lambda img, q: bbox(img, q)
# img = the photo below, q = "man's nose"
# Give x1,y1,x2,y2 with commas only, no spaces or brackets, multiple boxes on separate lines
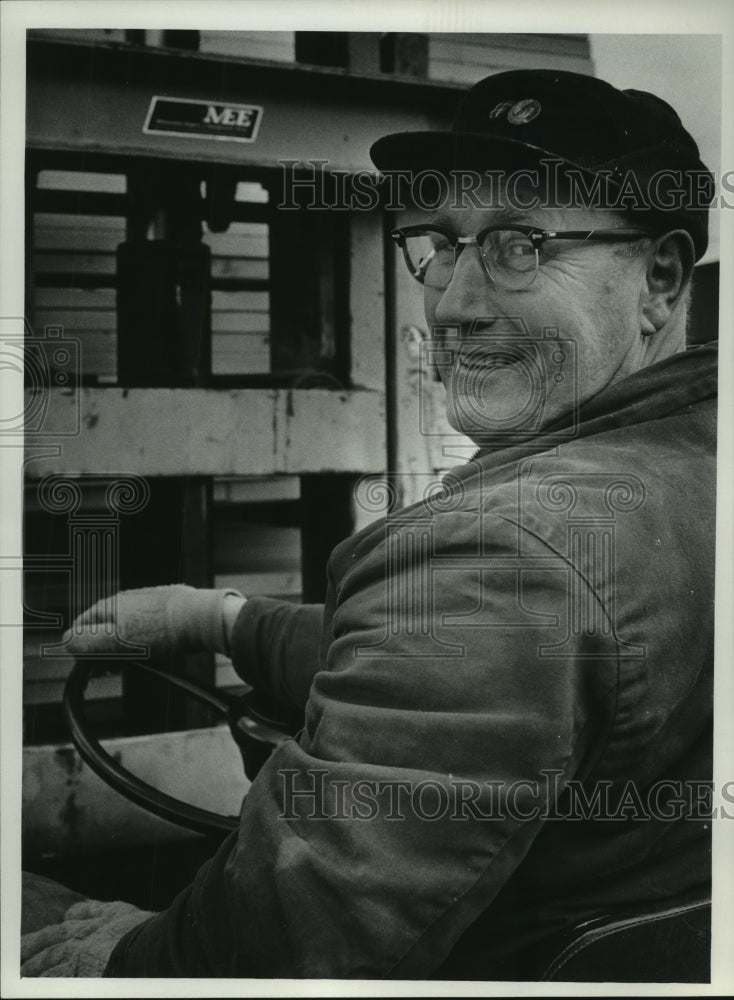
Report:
432,243,497,328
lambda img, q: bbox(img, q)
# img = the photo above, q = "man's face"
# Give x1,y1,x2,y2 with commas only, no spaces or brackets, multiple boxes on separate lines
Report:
420,182,653,440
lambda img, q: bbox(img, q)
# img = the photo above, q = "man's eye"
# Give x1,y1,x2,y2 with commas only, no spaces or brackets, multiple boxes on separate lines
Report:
432,246,454,263
492,234,534,257
429,233,451,251
505,240,535,257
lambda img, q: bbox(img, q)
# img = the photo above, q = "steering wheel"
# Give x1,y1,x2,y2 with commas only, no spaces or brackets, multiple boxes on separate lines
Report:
63,658,301,837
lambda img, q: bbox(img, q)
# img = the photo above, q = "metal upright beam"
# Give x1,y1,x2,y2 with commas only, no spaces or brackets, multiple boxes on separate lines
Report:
116,158,215,733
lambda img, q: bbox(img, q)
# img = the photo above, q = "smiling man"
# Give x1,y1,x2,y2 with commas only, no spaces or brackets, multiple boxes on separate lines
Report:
22,69,717,981
394,191,693,436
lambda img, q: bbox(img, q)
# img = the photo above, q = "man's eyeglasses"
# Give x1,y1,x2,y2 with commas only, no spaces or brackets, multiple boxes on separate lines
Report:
391,225,651,291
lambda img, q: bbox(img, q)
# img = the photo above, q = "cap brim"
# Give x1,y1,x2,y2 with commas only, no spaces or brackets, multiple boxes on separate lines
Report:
370,129,568,175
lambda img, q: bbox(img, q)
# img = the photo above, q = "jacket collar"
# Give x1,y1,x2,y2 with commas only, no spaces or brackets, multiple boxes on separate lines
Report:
454,341,718,481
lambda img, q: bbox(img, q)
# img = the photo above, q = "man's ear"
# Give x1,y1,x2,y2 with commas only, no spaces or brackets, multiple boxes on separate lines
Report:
640,230,695,335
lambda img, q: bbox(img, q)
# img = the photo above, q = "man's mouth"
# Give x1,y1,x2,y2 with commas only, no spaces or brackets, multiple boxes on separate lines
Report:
450,318,536,374
455,346,530,372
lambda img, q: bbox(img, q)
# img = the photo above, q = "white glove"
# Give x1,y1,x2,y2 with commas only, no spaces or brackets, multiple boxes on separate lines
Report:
21,897,154,977
64,585,246,660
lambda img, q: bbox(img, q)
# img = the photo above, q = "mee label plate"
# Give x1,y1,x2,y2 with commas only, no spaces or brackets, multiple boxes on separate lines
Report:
143,97,263,142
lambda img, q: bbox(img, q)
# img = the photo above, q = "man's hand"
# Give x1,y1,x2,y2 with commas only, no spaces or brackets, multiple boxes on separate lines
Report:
64,585,246,660
21,898,154,977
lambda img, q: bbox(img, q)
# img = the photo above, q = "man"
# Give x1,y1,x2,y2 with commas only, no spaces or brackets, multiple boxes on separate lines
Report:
21,69,716,979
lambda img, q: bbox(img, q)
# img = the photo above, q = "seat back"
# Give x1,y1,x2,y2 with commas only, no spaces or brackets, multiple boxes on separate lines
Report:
540,895,711,982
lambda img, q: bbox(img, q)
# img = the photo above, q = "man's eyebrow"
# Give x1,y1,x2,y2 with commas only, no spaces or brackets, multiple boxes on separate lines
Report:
485,207,549,227
500,210,535,224
427,210,453,228
426,208,548,229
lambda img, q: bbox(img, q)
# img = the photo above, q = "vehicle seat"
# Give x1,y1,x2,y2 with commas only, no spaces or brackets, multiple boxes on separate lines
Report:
539,892,711,982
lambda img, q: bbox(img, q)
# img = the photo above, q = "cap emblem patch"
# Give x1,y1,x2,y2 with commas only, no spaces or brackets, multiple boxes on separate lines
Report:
489,99,542,124
507,99,542,125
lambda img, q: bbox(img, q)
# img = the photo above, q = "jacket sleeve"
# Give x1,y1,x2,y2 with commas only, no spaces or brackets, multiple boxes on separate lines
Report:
105,508,621,978
229,597,325,709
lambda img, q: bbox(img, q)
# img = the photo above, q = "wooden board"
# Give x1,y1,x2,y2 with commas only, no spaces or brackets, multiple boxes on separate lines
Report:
24,387,386,476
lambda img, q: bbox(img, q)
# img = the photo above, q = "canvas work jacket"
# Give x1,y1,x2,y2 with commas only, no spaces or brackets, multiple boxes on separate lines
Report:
105,342,716,979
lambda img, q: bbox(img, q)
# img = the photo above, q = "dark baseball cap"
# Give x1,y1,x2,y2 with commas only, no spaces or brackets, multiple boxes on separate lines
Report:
370,69,714,259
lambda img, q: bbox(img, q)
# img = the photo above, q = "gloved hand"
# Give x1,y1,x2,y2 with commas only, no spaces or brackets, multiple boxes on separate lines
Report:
63,585,246,660
21,897,154,977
